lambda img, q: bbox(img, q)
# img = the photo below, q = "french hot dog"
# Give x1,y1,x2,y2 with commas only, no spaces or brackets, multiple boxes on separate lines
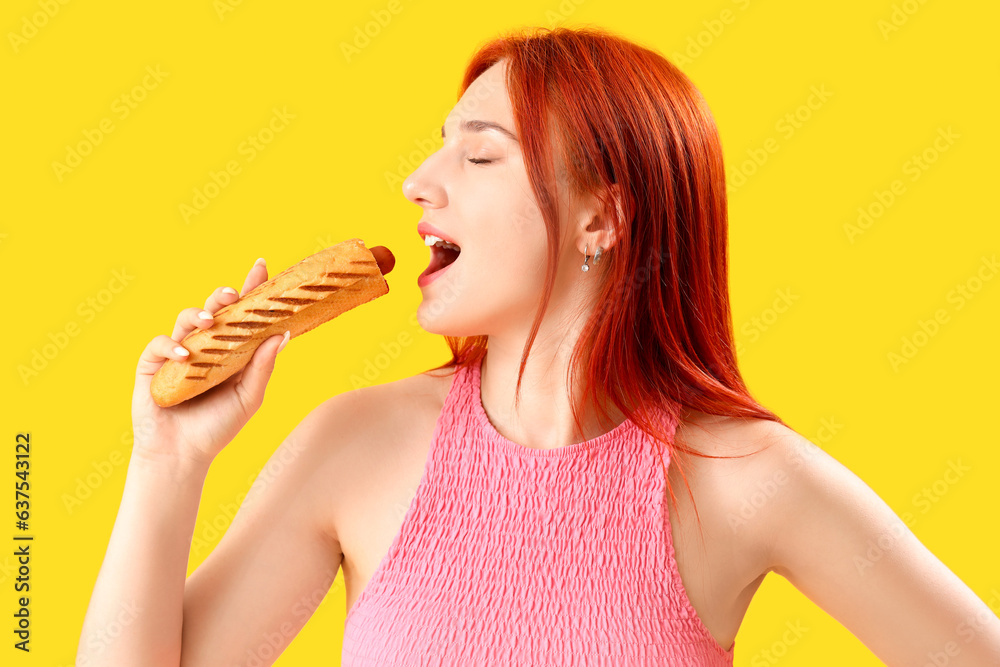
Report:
150,238,394,407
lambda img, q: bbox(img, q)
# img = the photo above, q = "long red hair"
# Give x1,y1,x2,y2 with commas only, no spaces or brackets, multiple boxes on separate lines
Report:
424,26,790,524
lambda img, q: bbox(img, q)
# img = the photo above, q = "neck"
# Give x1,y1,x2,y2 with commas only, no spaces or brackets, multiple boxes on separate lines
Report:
478,325,626,451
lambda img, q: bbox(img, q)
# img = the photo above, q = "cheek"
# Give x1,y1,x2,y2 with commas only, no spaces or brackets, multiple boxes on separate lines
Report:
500,164,544,236
481,233,549,289
467,170,549,284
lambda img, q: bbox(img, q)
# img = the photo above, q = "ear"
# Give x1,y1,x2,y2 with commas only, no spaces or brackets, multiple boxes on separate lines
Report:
577,182,625,254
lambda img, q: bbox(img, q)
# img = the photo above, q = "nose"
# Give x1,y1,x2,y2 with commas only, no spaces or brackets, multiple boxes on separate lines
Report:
402,156,445,208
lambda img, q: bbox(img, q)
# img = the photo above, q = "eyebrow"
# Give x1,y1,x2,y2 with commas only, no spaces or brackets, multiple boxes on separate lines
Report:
441,119,519,143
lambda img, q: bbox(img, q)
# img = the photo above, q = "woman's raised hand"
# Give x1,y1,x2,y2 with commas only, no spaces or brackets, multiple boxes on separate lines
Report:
130,258,289,469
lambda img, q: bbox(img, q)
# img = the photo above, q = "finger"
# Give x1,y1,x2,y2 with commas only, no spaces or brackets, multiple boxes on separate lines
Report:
233,333,286,414
135,335,191,385
204,285,240,313
240,258,268,297
221,325,286,388
171,306,217,342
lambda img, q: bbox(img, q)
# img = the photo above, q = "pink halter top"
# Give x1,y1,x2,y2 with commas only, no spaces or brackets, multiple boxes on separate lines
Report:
341,355,735,665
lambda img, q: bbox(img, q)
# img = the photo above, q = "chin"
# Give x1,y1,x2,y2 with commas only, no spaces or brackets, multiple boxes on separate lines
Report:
416,301,481,337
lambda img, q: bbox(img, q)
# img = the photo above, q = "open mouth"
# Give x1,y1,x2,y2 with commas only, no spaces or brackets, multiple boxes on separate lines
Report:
420,235,461,280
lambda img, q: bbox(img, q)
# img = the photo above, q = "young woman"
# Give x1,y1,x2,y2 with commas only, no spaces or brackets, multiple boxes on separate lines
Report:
78,26,1000,666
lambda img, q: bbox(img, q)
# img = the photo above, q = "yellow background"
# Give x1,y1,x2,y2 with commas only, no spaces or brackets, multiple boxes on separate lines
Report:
2,0,998,664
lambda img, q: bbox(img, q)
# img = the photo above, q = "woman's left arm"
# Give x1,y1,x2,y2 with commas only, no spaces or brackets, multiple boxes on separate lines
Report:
752,426,1000,665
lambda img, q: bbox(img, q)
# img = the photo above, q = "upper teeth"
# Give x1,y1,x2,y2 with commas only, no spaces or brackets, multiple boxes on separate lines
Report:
424,235,460,251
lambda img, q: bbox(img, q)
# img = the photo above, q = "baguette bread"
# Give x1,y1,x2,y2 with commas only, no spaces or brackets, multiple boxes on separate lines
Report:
150,238,393,408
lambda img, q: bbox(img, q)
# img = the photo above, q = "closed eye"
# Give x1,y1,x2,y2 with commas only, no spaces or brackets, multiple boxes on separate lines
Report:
467,158,493,165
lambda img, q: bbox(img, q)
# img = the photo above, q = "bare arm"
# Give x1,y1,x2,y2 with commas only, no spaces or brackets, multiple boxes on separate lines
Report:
76,453,212,666
752,425,1000,664
179,397,347,665
78,258,327,666
78,396,348,667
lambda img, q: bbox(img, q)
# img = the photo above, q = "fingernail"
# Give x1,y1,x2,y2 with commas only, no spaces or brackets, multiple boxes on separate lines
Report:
197,310,213,320
173,346,189,357
222,287,238,295
254,257,266,268
277,331,290,353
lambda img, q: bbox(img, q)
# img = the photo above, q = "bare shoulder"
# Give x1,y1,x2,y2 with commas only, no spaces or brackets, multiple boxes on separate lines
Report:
310,368,456,542
353,368,455,428
671,409,863,572
673,413,1000,661
305,368,454,457
667,413,808,582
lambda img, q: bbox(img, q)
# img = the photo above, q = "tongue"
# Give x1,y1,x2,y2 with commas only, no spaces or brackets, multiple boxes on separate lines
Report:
433,246,460,272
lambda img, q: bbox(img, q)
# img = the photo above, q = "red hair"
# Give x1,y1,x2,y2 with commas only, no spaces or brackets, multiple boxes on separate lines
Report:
424,26,790,524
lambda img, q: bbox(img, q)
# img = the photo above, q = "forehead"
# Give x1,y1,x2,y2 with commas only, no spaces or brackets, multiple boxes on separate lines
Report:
444,61,512,128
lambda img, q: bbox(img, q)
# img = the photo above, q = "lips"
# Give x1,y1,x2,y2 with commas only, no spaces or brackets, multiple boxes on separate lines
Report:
417,221,459,247
418,243,460,287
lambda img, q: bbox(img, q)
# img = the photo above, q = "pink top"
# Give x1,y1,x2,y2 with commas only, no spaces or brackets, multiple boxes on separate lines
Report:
341,355,735,665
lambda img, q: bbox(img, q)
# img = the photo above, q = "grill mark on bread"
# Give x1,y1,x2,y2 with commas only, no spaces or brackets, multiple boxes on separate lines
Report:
150,239,388,408
326,271,370,279
299,285,341,292
247,309,294,317
228,321,272,330
269,297,317,305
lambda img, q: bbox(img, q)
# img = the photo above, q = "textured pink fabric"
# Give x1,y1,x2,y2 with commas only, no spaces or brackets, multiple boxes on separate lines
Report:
341,355,735,665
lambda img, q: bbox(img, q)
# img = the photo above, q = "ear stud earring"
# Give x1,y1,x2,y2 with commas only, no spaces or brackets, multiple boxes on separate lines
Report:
581,244,604,272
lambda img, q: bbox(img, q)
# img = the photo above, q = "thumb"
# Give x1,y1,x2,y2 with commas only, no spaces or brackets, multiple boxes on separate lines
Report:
236,332,288,410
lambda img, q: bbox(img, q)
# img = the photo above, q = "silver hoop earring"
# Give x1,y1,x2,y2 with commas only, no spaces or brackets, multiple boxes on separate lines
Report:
581,244,591,272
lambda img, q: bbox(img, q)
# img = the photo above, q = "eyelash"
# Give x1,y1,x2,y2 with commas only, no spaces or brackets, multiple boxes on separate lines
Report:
467,158,493,165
